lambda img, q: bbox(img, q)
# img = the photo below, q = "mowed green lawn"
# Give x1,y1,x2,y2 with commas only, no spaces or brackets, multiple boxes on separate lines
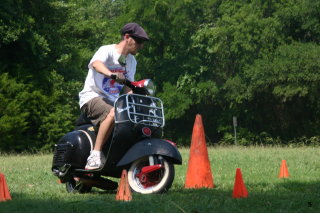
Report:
0,146,319,213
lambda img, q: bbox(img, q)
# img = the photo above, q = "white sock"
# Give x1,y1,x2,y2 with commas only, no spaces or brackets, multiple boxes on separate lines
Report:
91,150,101,156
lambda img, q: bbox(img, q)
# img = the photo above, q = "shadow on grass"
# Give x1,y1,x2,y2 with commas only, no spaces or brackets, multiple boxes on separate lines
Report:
1,181,319,213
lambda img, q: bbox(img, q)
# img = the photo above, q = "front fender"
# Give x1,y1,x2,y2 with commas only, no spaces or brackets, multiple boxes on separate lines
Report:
116,138,182,167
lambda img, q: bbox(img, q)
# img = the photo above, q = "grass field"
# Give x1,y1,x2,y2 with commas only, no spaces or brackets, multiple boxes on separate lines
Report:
0,146,319,213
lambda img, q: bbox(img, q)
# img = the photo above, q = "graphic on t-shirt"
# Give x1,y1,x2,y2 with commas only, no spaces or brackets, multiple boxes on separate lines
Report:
101,68,126,95
102,77,123,95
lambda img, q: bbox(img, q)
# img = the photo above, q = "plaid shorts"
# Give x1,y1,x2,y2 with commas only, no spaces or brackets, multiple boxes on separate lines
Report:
80,96,113,126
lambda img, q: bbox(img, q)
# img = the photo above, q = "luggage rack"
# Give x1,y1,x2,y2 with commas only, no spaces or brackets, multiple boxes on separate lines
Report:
115,94,165,127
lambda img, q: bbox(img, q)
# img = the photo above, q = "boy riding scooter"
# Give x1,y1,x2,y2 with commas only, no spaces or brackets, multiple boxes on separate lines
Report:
79,23,149,171
52,23,182,194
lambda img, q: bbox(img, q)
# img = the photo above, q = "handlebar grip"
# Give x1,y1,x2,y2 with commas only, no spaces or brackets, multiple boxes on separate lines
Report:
110,74,133,88
110,74,117,80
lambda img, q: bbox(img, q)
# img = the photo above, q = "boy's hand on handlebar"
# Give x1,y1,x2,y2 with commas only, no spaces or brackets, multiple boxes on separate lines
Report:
111,73,126,84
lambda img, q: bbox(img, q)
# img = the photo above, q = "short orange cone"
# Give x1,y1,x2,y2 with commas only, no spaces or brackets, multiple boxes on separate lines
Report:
185,114,214,189
278,160,290,178
116,170,132,201
0,173,12,202
232,168,248,198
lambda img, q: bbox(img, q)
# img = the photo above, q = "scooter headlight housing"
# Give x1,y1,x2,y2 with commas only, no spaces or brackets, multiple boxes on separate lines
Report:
144,79,156,96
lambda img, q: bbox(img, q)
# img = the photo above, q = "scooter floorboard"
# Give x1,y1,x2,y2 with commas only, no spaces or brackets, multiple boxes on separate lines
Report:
75,168,102,173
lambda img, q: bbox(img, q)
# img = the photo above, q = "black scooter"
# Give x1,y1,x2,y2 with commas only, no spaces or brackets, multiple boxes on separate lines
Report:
52,78,182,194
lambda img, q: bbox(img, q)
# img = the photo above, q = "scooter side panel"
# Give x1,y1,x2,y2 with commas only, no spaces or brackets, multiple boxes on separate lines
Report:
116,138,182,166
52,125,95,170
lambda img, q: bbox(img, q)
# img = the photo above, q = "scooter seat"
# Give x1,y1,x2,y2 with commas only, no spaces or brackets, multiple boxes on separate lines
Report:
75,113,92,126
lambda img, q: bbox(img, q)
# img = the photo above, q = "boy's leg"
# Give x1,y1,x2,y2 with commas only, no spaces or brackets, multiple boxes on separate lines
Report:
81,97,114,170
93,108,115,151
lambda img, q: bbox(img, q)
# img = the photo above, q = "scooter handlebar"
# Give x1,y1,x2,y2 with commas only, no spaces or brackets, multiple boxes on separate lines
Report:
110,74,152,95
110,74,134,89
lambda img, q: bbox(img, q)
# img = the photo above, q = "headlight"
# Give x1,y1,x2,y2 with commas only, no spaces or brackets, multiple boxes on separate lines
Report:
144,79,156,96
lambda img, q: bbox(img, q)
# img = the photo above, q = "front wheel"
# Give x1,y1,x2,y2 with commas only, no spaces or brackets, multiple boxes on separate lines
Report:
128,156,175,194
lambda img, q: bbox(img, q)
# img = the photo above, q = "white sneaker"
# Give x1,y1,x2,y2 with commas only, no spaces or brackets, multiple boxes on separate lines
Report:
85,151,106,170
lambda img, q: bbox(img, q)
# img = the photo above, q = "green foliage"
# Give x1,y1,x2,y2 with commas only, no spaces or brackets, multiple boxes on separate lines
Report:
241,42,320,138
0,0,121,151
1,0,320,151
158,82,192,120
246,42,320,101
37,71,82,151
0,71,82,152
0,73,30,150
174,0,320,144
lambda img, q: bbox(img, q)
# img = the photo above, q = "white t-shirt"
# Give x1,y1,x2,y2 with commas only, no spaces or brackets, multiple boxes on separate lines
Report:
79,44,136,108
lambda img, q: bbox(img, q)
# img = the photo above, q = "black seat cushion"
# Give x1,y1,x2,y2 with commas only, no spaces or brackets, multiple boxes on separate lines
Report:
75,113,92,126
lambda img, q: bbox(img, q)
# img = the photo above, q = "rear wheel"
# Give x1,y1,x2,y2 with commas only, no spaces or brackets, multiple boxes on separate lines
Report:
128,156,175,194
66,179,92,193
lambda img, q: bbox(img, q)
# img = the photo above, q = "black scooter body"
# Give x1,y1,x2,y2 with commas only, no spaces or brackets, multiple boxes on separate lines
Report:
52,93,182,182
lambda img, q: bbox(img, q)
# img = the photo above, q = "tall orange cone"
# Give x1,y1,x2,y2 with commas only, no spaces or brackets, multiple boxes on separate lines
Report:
185,114,214,188
278,160,290,178
232,168,248,198
0,173,12,202
116,170,132,201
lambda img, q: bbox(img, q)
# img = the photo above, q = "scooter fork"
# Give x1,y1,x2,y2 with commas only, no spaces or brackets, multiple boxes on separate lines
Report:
149,155,164,166
148,155,154,166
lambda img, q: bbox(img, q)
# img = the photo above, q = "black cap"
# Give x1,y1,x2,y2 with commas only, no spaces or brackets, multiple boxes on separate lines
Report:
120,23,149,41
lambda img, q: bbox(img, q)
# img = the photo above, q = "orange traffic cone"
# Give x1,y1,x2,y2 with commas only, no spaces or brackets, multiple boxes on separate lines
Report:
0,173,12,202
116,170,132,201
232,168,248,198
185,114,214,189
278,160,290,178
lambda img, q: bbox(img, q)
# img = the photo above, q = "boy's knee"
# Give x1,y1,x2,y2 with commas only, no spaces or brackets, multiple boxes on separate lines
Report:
107,108,115,119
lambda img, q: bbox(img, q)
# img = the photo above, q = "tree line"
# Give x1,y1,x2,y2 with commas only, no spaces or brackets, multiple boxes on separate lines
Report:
1,0,320,152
